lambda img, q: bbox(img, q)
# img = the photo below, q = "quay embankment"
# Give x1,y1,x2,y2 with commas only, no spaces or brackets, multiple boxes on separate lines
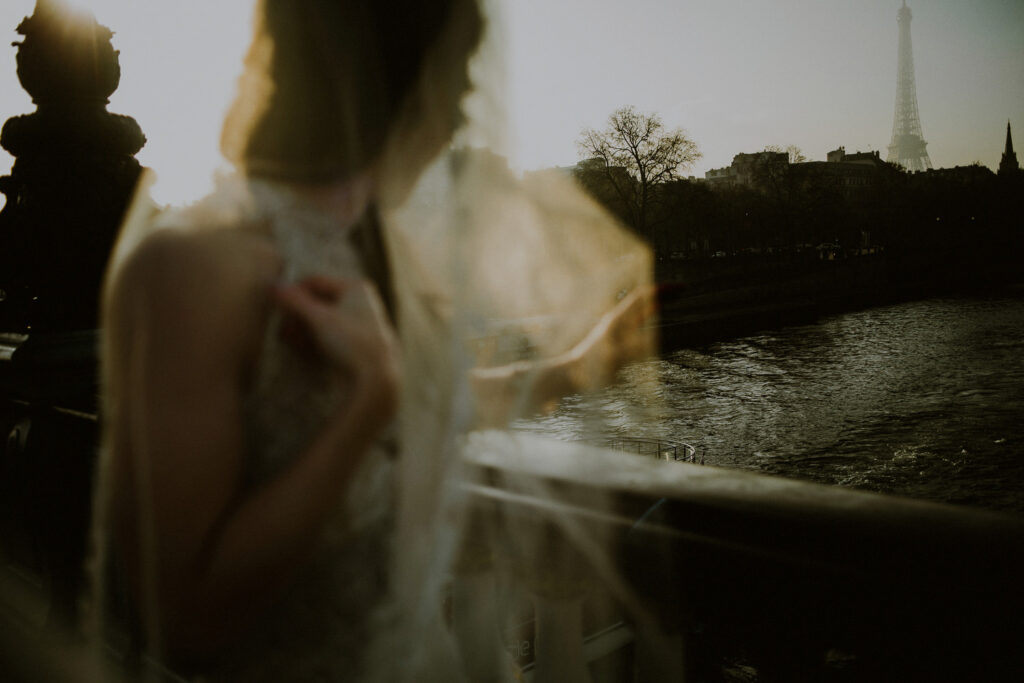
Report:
653,246,1023,350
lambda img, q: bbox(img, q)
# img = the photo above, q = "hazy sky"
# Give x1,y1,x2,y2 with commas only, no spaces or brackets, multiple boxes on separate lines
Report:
1,0,1021,205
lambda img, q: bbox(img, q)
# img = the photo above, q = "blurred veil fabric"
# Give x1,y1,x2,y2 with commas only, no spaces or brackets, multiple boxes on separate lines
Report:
89,1,663,680
371,5,660,673
378,151,656,680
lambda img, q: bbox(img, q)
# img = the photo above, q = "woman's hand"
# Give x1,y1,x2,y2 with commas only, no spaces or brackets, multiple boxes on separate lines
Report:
274,275,401,418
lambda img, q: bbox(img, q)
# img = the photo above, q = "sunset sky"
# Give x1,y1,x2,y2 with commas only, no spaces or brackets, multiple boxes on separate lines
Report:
1,0,1021,206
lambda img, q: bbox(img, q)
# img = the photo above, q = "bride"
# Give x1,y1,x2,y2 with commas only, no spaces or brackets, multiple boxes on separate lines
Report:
88,0,655,680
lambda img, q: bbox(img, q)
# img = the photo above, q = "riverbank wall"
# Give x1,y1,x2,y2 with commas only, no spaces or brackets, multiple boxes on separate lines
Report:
653,247,1022,350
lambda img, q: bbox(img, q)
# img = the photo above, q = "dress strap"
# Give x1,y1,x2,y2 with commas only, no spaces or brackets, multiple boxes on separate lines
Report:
349,206,396,325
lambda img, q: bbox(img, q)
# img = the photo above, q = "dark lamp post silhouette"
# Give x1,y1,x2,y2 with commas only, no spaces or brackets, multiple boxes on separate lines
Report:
0,0,145,632
0,0,145,333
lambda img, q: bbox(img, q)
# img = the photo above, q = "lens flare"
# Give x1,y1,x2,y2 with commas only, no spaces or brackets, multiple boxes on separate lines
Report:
37,0,97,26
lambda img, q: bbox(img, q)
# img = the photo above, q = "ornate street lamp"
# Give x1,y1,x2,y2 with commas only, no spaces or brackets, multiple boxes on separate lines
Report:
0,0,145,335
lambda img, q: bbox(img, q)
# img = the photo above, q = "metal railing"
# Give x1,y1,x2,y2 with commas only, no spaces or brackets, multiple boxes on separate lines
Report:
602,436,700,463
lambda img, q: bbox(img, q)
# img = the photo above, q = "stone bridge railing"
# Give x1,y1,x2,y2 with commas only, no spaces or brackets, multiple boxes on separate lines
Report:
460,438,1024,681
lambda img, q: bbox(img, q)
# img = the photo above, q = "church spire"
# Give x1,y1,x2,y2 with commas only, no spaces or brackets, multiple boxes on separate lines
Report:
999,121,1020,176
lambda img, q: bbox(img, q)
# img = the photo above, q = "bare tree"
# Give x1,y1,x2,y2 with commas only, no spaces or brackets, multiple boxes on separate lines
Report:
578,106,701,235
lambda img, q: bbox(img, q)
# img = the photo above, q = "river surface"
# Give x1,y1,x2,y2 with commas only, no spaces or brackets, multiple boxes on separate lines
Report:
518,289,1024,515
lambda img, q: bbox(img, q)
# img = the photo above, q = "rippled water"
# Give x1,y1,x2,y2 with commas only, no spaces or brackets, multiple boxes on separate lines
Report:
520,290,1024,515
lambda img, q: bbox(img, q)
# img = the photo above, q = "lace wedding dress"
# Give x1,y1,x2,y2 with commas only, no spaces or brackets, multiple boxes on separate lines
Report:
214,177,398,681
93,175,402,682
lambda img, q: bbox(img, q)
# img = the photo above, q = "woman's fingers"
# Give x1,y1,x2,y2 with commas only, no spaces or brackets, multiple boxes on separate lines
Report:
294,275,347,304
273,277,399,384
274,276,347,315
274,279,356,357
275,275,400,420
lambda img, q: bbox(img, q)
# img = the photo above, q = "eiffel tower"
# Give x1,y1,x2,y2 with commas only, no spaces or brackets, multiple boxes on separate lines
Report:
887,1,932,172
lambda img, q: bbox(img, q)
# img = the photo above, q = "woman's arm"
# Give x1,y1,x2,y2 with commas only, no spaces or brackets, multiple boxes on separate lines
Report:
103,230,398,663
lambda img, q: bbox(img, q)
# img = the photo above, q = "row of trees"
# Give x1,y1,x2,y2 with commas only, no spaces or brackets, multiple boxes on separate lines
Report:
574,106,1023,283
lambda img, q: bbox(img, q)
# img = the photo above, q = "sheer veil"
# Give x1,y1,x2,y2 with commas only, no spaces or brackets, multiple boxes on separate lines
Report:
370,2,663,677
90,1,666,680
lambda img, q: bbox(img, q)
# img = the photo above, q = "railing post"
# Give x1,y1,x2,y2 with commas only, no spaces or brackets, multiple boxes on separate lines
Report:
532,592,590,683
451,570,513,682
507,512,596,683
451,505,515,682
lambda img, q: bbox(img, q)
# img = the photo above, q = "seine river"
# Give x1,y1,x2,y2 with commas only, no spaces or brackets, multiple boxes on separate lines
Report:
520,288,1024,516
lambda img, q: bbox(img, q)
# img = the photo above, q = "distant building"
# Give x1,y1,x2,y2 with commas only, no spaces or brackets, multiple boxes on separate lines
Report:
705,147,890,198
566,157,634,191
915,164,994,184
998,121,1020,176
792,147,888,200
704,166,734,185
536,157,599,178
704,151,788,189
825,147,885,166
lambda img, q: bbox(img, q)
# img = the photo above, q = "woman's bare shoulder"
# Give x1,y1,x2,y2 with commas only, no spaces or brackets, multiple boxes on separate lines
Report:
106,225,281,363
119,224,278,287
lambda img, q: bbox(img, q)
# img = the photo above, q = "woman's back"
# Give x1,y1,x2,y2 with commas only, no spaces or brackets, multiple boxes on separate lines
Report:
96,176,399,680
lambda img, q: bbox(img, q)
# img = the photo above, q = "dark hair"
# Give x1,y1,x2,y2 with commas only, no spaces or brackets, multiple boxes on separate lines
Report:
221,0,482,183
